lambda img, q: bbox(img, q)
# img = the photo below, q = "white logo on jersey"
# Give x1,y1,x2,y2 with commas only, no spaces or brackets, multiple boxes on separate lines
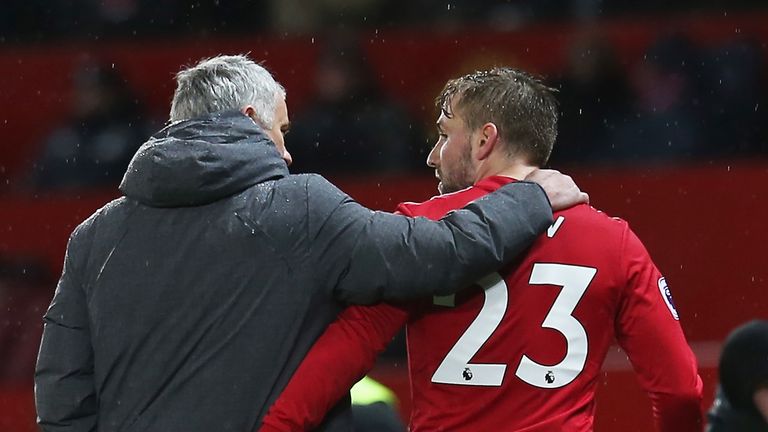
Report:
657,277,679,320
547,216,565,238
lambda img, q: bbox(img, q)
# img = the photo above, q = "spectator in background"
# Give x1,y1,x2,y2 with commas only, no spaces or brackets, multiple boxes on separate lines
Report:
31,61,149,190
708,320,768,431
287,35,424,175
701,38,768,156
609,34,705,162
550,32,632,165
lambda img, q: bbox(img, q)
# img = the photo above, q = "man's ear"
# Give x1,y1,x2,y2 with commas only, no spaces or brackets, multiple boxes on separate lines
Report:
475,122,499,161
242,105,256,120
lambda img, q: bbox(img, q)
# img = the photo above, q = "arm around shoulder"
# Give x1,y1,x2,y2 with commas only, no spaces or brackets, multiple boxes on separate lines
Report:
309,177,553,304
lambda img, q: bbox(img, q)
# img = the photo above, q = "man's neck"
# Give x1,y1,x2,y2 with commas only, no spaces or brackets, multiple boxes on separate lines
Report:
475,157,537,183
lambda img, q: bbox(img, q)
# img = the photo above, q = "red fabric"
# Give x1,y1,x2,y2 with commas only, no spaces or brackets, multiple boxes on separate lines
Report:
260,175,703,431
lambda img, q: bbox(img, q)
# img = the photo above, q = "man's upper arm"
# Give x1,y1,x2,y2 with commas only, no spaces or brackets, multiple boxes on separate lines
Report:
615,226,703,431
307,175,553,304
35,226,98,432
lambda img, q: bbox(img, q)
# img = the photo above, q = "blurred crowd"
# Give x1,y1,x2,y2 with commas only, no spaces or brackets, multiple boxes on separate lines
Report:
1,1,766,194
1,0,766,41
550,33,768,165
29,61,152,190
17,30,768,194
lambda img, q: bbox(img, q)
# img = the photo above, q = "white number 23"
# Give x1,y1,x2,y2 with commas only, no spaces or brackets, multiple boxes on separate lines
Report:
431,263,596,389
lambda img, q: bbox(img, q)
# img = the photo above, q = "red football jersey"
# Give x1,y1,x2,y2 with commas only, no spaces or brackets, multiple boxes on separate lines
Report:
400,176,702,431
260,176,703,432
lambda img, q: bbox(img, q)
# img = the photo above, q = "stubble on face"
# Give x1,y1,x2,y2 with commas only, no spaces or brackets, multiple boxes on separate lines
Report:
437,138,475,195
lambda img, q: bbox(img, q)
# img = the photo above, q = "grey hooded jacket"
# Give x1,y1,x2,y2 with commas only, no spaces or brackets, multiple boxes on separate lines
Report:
35,111,553,432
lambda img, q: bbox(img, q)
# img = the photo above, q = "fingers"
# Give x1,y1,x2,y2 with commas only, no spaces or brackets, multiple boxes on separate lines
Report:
526,168,559,182
524,169,588,211
580,192,590,205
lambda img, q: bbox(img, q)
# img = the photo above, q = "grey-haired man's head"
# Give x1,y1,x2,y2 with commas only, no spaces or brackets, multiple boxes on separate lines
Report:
170,55,292,165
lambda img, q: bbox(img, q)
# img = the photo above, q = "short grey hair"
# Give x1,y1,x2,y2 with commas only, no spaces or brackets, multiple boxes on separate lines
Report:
169,54,286,126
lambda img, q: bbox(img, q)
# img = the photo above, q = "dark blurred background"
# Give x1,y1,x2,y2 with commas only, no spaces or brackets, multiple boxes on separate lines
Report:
1,1,767,430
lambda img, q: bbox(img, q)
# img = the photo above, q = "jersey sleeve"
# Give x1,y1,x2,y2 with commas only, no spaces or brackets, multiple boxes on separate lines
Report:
259,303,409,432
614,226,704,432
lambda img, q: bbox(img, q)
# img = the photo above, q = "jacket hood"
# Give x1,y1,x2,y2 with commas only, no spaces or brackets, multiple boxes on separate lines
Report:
120,111,289,207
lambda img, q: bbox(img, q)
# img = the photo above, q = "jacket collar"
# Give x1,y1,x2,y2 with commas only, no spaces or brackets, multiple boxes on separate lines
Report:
120,110,289,207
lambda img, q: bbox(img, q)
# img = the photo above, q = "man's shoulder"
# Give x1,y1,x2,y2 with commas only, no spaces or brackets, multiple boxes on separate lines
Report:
397,186,490,219
74,197,131,237
398,176,524,218
239,174,339,205
555,204,629,235
285,174,353,207
64,197,132,263
542,205,635,263
269,174,360,229
274,173,341,195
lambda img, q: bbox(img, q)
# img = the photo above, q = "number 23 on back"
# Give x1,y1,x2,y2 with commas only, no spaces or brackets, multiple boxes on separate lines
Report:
431,263,597,389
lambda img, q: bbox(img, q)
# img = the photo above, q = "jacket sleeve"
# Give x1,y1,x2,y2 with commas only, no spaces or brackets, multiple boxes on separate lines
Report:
614,226,703,432
35,227,98,432
259,303,409,432
306,175,553,304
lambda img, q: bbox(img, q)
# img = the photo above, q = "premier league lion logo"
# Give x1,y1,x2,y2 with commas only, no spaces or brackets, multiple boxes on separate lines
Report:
545,371,555,384
463,367,473,381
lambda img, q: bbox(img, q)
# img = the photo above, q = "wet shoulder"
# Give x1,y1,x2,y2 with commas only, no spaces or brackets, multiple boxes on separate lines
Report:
238,174,323,209
76,197,131,237
65,197,132,262
285,173,349,203
398,186,488,218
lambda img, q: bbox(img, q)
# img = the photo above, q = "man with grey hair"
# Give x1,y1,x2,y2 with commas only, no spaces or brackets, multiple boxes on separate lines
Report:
35,54,586,432
169,55,293,166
